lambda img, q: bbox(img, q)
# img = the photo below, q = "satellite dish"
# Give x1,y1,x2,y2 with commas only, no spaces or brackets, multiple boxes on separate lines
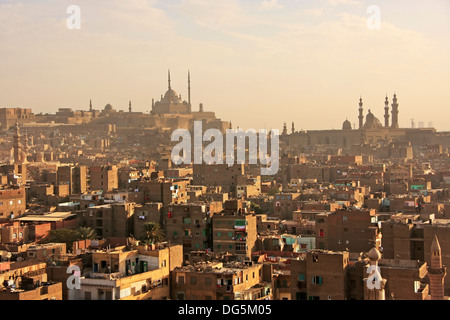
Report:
0,251,11,261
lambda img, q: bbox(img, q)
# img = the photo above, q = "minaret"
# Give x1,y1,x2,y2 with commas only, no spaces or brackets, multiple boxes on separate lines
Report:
291,122,295,134
364,247,387,300
282,122,288,135
358,97,364,130
199,103,204,112
168,69,172,106
428,234,447,300
384,95,390,127
13,122,22,164
129,101,132,113
188,70,191,110
391,93,399,128
89,99,93,112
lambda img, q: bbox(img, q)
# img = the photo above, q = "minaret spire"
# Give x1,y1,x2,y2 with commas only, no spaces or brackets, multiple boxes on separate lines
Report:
168,69,172,105
358,96,364,130
391,93,399,128
428,234,447,300
188,70,191,107
168,69,171,90
384,95,390,127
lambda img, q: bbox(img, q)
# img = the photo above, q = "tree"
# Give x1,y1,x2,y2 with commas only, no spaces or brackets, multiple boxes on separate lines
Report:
46,227,97,249
140,222,165,245
250,202,264,214
77,226,96,240
47,229,80,248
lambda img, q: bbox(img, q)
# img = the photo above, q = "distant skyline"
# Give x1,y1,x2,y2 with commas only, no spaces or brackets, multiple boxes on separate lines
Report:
0,0,449,131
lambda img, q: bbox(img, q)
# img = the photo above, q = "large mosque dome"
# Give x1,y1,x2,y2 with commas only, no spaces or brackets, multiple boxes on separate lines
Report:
364,110,383,129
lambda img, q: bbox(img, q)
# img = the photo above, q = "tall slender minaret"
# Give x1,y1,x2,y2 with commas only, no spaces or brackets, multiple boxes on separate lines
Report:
89,99,93,112
188,70,191,111
168,69,172,106
282,122,288,135
391,93,399,128
13,122,22,164
291,122,295,134
358,97,364,130
129,101,132,113
428,234,447,300
384,95,390,127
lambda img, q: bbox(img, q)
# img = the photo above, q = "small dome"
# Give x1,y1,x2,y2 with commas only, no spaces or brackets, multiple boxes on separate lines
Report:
367,247,381,261
342,119,352,130
104,104,113,111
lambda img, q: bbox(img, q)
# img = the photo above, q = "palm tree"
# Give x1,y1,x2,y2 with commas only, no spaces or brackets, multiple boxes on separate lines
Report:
77,226,97,240
141,222,165,245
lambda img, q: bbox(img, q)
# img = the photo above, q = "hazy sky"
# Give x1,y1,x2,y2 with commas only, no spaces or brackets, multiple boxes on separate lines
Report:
1,0,449,131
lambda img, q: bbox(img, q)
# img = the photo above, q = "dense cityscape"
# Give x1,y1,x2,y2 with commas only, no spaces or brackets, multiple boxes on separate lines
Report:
0,72,449,301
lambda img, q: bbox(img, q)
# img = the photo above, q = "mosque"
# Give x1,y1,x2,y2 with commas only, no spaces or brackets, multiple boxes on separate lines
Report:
282,94,449,150
85,71,230,133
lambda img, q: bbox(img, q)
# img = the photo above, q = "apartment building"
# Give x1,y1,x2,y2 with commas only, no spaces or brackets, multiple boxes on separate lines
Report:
171,261,271,300
290,250,350,300
69,244,183,300
212,204,258,260
315,208,380,253
0,186,26,219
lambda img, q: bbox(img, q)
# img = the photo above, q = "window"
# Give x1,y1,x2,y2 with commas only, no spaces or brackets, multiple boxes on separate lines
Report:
319,229,324,237
296,292,307,300
183,217,191,224
190,276,197,285
205,277,212,286
298,273,305,281
217,232,222,237
177,276,185,284
343,216,348,221
234,220,246,226
312,276,323,285
312,254,319,262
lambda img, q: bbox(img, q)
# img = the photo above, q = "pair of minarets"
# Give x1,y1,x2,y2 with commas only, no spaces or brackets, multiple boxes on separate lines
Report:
358,94,399,129
166,70,192,110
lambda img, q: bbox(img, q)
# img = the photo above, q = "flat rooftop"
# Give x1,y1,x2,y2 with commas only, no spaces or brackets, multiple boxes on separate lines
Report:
15,212,75,222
